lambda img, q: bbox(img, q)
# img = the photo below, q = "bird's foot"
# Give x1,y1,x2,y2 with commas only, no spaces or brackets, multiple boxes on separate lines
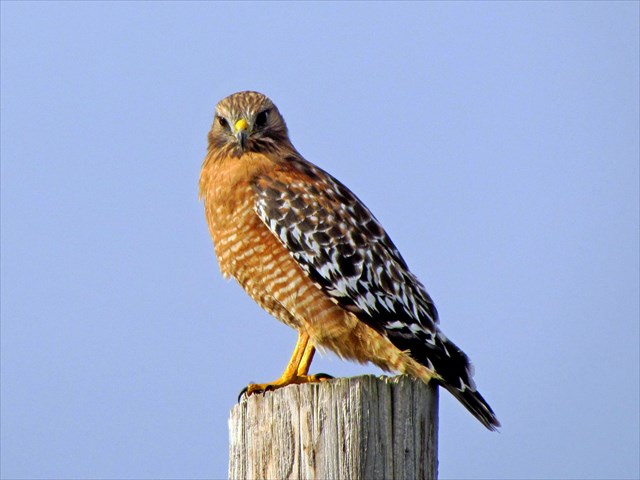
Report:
238,373,333,401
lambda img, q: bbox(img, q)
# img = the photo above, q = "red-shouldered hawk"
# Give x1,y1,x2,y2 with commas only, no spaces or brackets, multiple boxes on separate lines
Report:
199,91,500,430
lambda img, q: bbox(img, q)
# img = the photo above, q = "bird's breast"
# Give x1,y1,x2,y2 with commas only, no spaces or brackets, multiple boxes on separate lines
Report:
200,155,307,328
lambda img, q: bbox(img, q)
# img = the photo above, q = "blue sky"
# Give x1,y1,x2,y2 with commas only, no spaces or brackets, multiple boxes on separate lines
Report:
1,2,638,479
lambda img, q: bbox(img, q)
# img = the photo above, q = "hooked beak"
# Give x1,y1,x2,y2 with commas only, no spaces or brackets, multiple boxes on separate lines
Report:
234,118,249,149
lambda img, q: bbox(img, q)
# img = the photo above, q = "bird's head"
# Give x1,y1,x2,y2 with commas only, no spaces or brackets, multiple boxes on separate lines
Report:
208,91,291,157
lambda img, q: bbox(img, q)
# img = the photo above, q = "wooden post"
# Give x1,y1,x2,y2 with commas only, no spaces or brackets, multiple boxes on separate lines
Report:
228,375,438,480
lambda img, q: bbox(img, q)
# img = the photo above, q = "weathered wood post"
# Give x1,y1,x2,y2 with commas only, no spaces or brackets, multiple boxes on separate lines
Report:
229,375,438,479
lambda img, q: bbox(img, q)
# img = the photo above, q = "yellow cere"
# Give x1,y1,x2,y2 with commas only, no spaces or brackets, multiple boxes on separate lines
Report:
234,118,248,132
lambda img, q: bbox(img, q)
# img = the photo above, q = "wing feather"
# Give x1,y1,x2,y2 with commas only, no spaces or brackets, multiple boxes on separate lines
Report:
252,157,440,336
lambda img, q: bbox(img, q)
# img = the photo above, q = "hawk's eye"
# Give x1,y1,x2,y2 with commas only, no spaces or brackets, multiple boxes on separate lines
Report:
217,116,229,129
255,110,269,129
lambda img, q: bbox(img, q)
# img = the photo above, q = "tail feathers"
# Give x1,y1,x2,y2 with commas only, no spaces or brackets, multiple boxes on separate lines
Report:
383,321,500,430
443,383,501,431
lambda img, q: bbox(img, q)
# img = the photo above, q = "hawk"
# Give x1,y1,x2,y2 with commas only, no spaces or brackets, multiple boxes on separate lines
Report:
199,91,500,430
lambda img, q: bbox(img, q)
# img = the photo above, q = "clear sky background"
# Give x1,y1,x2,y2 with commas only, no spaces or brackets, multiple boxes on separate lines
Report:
1,2,638,479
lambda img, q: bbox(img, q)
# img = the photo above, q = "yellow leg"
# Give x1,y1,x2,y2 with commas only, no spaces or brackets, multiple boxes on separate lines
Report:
245,331,331,396
296,339,316,376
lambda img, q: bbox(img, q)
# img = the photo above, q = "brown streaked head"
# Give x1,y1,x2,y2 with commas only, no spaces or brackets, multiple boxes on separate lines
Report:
208,91,291,157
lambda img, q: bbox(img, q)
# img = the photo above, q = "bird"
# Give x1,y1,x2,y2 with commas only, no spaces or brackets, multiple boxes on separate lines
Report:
199,90,500,430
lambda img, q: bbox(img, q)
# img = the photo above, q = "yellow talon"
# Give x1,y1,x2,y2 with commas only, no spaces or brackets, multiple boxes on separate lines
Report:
245,374,330,396
242,332,332,397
